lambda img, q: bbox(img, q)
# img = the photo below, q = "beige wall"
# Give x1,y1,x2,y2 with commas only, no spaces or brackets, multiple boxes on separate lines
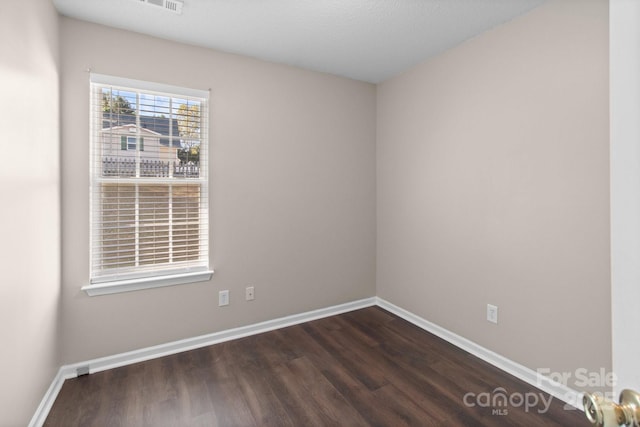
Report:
0,0,60,425
376,0,611,391
60,18,377,363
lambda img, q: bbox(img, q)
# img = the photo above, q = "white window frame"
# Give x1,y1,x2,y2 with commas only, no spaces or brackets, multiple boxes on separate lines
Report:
83,74,213,296
126,136,137,151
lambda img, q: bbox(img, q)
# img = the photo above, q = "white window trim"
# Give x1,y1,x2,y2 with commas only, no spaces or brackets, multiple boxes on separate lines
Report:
86,73,212,296
90,73,209,99
82,269,214,296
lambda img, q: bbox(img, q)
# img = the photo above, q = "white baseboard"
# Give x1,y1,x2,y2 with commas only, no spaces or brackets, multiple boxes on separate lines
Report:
29,297,377,426
375,297,584,411
30,295,583,425
28,367,66,427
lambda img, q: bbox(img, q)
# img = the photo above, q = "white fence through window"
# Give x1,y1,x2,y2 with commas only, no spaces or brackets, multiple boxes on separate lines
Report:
102,157,200,178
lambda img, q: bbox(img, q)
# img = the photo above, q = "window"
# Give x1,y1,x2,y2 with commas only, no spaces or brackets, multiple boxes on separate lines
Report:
121,136,144,151
85,74,212,296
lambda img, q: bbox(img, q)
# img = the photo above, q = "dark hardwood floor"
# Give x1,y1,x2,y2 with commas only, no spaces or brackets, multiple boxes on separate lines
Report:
45,307,589,426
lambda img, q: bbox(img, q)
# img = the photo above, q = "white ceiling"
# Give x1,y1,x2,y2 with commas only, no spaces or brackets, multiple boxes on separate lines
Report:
52,0,545,83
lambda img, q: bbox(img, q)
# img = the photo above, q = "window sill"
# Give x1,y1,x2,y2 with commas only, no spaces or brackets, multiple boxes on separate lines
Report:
82,270,214,296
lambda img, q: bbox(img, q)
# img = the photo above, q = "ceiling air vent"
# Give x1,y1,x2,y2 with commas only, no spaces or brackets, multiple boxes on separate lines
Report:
136,0,184,15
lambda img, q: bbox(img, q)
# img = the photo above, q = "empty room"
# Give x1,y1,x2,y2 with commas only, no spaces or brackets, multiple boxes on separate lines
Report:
2,0,639,425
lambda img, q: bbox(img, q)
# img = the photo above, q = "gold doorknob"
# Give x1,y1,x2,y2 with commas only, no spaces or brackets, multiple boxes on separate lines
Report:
583,389,640,426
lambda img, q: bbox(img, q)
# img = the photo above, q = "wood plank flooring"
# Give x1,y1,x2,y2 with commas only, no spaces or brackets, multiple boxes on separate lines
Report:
45,307,589,426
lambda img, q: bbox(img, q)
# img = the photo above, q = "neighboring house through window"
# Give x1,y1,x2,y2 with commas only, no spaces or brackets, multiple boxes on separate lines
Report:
85,74,213,296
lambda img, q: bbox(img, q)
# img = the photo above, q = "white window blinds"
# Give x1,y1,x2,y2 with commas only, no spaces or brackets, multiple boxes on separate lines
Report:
89,74,210,286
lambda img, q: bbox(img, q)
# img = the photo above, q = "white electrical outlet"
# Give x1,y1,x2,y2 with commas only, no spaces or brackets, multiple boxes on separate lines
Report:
487,304,498,324
219,290,229,306
245,286,255,301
